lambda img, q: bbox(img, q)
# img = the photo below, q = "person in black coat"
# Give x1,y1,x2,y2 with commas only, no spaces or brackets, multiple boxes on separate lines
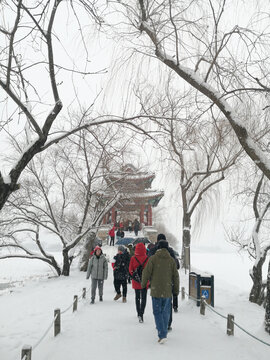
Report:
134,219,140,236
112,246,130,302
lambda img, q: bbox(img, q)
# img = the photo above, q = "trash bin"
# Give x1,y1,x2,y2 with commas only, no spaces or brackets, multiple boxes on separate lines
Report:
189,270,214,307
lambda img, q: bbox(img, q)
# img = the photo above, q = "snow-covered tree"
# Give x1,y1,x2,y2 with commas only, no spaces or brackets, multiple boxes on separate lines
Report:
0,0,142,212
227,173,270,305
0,125,130,275
114,0,270,333
138,85,241,269
115,0,270,182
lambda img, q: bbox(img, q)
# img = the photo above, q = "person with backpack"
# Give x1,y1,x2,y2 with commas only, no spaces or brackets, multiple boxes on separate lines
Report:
86,246,108,304
112,246,130,302
141,240,179,344
148,233,180,331
129,242,149,323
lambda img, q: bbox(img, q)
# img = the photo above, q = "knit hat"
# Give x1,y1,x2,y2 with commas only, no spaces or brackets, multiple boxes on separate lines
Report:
157,240,169,249
118,245,125,253
94,246,102,253
157,233,166,242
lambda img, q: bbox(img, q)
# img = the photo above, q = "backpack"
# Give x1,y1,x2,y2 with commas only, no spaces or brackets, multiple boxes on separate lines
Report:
131,257,147,283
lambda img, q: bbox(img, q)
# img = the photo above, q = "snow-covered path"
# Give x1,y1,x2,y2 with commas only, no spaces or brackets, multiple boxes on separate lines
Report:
1,246,270,360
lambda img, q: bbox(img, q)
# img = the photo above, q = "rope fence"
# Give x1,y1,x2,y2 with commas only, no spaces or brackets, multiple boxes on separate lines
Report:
182,287,270,347
20,283,270,358
20,286,91,360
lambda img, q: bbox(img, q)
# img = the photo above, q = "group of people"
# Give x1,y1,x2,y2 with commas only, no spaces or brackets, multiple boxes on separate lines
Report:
86,233,180,344
108,219,141,246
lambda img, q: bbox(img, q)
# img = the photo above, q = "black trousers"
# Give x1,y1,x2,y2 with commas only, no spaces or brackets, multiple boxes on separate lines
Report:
168,297,173,327
110,236,115,246
173,294,178,309
135,288,147,317
114,279,127,297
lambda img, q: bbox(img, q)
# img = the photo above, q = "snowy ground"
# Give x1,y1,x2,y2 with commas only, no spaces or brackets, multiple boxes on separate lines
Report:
0,245,270,360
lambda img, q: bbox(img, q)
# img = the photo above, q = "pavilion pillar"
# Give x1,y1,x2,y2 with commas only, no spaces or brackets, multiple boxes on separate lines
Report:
111,207,116,224
140,204,145,224
148,204,152,226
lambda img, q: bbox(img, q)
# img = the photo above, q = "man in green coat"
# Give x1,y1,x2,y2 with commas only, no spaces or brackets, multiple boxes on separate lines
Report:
141,240,179,344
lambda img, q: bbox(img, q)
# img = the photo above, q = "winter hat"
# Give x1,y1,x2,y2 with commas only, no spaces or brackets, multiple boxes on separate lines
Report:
118,245,125,253
157,240,169,249
94,246,102,253
157,233,166,242
147,243,155,250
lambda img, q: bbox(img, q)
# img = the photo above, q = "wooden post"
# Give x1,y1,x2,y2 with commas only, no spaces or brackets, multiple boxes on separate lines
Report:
73,295,78,312
111,207,116,224
54,308,61,337
181,287,185,300
148,205,152,226
200,296,206,315
140,204,145,224
227,314,234,336
82,288,86,299
21,345,32,359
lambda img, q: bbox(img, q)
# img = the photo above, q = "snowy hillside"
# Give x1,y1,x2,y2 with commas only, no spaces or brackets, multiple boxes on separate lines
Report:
0,245,269,360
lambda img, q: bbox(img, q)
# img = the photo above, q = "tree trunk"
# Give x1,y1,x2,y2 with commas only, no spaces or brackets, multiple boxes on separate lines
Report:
249,257,266,305
62,249,70,276
182,213,191,271
79,232,96,271
265,259,270,334
50,258,61,276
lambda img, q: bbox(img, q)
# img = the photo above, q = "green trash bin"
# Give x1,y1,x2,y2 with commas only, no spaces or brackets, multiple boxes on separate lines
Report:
189,270,214,307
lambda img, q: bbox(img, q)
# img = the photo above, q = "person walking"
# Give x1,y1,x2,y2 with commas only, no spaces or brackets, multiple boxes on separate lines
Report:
86,246,108,304
141,240,179,344
134,219,140,236
112,246,130,302
148,233,180,329
129,242,149,323
108,225,115,246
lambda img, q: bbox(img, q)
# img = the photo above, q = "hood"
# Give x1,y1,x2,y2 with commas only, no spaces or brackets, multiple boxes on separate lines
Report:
156,248,171,259
94,246,102,254
135,242,146,256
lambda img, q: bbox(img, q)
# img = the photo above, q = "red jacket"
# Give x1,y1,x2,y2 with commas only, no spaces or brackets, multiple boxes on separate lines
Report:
129,242,149,290
109,226,115,237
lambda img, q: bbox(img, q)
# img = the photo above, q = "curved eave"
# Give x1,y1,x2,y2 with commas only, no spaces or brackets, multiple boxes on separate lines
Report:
107,173,155,183
118,191,164,207
148,194,163,207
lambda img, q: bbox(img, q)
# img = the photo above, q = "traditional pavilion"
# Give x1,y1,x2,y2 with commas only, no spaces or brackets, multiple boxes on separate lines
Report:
102,164,164,227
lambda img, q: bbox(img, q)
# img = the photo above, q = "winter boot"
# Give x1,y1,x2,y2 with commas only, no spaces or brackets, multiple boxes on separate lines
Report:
122,297,127,303
99,296,103,302
158,338,167,344
90,298,95,304
138,315,143,323
114,293,122,301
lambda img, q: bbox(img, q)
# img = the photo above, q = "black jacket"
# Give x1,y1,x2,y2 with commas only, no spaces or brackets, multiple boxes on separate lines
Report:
113,252,130,280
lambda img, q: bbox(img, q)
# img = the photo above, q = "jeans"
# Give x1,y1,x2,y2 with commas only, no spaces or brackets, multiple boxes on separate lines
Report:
135,288,147,316
91,279,104,300
152,297,171,339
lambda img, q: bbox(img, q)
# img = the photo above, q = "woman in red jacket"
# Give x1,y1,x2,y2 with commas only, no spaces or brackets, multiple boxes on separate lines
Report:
108,226,115,246
129,242,149,323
